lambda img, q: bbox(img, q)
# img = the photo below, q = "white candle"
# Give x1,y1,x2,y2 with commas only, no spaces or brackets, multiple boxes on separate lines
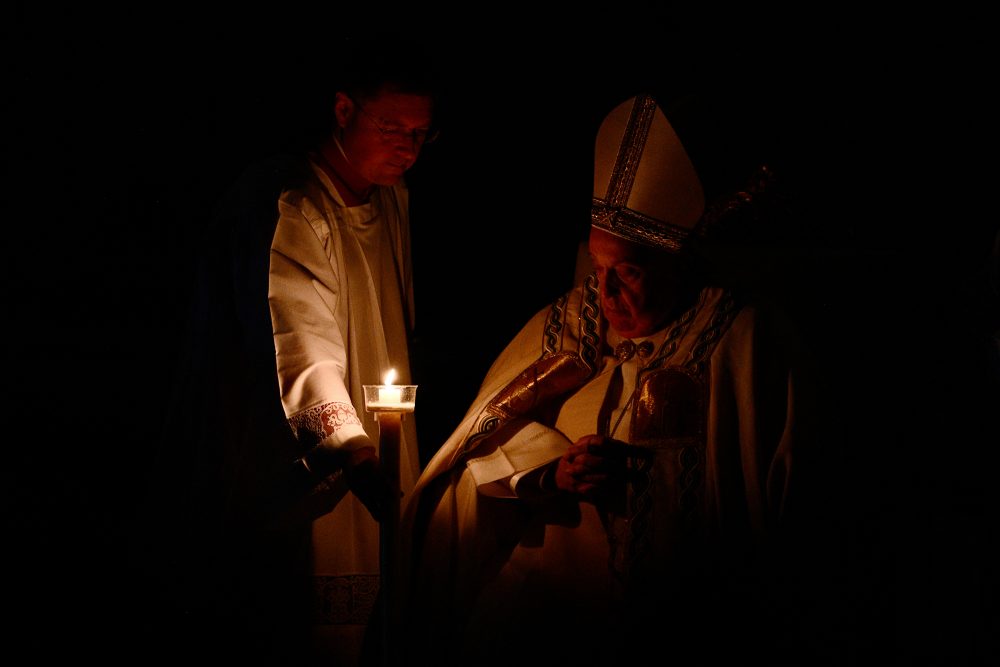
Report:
378,385,403,406
365,368,415,411
370,387,413,410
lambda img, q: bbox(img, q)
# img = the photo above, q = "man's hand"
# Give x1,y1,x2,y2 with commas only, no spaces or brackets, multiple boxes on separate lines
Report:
342,446,395,522
287,439,394,522
553,435,640,503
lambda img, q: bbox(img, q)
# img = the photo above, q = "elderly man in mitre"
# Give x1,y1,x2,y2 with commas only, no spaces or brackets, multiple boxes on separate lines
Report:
399,92,826,666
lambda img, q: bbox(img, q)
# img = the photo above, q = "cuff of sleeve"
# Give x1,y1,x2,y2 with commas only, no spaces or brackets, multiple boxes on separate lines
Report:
537,464,558,491
319,424,372,451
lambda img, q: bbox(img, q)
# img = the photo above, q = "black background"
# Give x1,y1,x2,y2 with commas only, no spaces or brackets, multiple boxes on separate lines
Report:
6,5,998,663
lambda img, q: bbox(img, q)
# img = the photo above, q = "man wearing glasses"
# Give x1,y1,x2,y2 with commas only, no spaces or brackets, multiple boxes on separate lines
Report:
135,36,440,667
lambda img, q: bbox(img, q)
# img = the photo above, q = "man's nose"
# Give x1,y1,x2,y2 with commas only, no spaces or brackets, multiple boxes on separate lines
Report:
393,135,420,157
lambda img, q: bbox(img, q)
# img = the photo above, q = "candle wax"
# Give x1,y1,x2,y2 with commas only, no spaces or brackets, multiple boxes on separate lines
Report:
379,386,403,405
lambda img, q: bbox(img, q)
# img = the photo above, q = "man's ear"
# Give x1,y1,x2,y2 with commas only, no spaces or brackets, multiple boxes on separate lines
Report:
333,92,354,130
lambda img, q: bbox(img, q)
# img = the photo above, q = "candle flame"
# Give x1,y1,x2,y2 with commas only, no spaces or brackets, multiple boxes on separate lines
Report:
383,368,397,386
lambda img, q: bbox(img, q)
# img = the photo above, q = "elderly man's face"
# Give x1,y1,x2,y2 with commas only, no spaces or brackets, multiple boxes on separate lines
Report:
588,226,686,339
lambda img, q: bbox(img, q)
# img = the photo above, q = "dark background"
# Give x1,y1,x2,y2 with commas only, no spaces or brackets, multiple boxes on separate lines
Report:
6,5,998,663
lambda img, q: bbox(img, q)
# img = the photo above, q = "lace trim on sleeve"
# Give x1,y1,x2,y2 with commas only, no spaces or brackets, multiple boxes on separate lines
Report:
288,400,362,446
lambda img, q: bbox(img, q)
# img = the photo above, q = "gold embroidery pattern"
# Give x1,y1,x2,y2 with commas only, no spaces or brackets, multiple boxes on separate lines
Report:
542,292,567,358
579,272,601,375
606,94,656,210
687,291,738,374
591,202,689,253
463,413,501,454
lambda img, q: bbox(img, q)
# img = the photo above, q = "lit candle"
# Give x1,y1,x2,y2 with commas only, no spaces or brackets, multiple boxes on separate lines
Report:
379,385,403,406
367,368,415,411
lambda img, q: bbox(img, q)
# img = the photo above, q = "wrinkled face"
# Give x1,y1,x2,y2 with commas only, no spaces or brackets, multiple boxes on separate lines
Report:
588,226,685,338
336,89,435,186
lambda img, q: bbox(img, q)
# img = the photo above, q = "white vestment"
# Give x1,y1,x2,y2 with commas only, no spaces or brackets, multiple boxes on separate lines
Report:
269,159,420,665
400,279,818,665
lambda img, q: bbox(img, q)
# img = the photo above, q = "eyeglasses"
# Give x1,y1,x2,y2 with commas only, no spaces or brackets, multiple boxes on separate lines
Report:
354,103,439,147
